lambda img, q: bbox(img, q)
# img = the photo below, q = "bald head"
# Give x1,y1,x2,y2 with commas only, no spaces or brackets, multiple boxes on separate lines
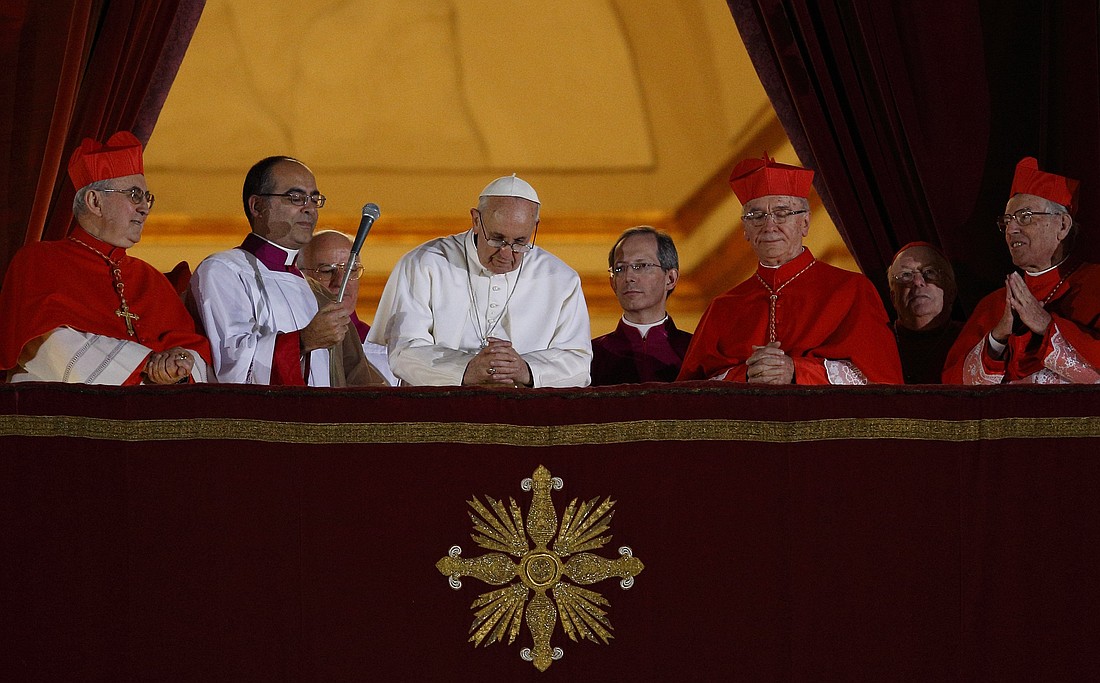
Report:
888,245,956,331
301,229,351,262
299,229,359,311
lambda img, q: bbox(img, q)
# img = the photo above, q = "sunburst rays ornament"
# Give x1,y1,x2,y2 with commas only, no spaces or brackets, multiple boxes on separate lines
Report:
436,465,644,672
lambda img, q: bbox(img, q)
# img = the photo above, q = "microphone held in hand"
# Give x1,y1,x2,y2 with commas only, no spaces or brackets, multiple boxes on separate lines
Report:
337,203,380,303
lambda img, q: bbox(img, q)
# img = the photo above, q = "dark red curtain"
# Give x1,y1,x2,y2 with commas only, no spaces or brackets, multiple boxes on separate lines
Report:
0,0,205,282
727,0,1100,313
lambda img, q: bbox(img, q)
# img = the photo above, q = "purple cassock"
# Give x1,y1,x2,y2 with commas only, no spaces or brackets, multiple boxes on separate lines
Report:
590,317,693,386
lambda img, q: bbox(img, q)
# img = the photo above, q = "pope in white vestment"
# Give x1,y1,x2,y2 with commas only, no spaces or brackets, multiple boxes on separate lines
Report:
368,175,592,387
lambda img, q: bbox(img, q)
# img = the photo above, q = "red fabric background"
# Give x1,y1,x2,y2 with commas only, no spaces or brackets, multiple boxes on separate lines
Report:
0,0,205,282
3,383,1099,680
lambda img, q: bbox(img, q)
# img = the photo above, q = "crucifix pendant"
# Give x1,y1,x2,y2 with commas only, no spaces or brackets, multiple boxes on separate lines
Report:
116,306,139,337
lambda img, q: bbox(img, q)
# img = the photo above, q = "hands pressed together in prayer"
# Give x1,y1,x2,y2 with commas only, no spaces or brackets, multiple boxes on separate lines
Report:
991,272,1052,344
144,347,195,384
746,340,795,384
462,337,533,388
300,301,350,352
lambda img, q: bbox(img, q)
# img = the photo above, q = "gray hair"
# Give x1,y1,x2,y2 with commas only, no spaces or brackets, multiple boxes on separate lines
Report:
71,179,113,218
1043,197,1069,213
1044,197,1079,244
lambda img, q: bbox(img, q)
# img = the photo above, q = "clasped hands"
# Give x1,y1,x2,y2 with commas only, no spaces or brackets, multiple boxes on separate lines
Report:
746,340,795,384
463,337,532,387
143,346,195,384
991,272,1052,344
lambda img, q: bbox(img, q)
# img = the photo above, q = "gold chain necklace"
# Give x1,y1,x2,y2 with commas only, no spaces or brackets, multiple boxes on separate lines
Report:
68,236,140,336
755,258,816,342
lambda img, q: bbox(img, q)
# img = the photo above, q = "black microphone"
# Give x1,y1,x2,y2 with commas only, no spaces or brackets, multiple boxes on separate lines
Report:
337,203,380,303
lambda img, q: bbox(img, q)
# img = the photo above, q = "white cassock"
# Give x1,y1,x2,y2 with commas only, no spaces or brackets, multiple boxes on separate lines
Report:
10,327,209,384
363,339,400,386
368,229,592,387
190,249,331,385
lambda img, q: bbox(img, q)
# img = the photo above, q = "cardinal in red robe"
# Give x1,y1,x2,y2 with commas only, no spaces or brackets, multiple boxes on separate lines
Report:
943,157,1100,384
0,131,211,384
677,154,902,384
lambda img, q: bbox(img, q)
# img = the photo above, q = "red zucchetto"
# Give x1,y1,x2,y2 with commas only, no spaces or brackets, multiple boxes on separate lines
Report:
892,241,949,262
728,152,815,204
1009,156,1079,215
67,131,145,190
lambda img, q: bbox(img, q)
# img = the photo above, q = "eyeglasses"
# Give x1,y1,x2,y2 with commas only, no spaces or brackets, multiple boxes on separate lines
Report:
741,209,808,227
301,262,363,281
475,210,536,253
100,187,155,207
892,267,943,285
995,209,1063,230
255,191,326,208
609,262,664,276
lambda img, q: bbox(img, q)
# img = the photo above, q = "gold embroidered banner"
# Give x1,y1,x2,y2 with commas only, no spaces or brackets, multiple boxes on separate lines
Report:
4,382,1100,680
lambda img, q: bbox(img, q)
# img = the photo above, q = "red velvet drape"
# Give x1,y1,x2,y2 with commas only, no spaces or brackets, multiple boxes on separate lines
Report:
4,381,1100,679
0,0,205,283
726,0,1100,313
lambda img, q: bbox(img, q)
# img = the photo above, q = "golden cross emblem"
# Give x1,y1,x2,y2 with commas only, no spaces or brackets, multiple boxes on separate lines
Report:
116,305,139,337
66,236,141,337
436,465,644,672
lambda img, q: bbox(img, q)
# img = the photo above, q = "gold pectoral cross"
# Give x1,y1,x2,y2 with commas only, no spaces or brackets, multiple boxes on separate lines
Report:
116,306,139,336
66,236,141,338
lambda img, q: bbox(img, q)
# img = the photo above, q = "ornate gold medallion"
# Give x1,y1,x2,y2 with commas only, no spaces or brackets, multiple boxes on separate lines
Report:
436,465,644,672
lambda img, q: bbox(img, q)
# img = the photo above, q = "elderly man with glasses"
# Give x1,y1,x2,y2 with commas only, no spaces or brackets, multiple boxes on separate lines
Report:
369,174,592,387
0,131,211,384
591,226,692,385
678,154,902,384
944,157,1100,384
298,229,395,386
190,156,350,385
887,242,963,383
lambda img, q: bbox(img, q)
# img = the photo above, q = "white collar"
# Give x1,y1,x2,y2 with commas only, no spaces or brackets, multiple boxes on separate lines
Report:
759,247,805,269
622,314,668,338
255,233,299,266
1026,254,1070,277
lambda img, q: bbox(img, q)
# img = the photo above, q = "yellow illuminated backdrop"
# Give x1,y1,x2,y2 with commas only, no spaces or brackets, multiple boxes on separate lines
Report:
135,0,855,335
